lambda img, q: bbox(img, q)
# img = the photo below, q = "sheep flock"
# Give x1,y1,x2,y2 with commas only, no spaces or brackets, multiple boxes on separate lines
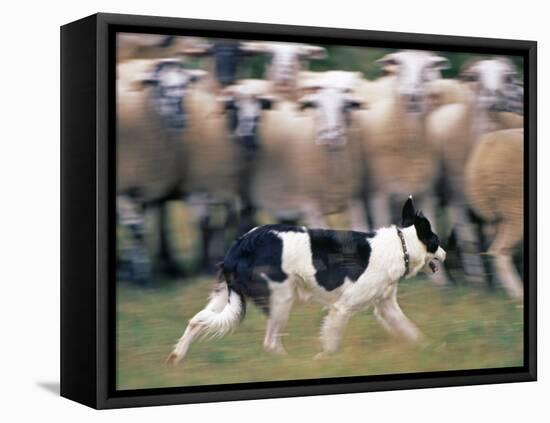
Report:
116,34,525,299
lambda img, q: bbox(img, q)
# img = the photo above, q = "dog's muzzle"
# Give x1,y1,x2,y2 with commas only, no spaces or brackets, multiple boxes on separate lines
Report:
426,247,446,273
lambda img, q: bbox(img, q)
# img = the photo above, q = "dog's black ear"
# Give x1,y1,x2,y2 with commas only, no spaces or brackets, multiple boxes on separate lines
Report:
414,212,431,240
401,196,415,227
414,212,439,253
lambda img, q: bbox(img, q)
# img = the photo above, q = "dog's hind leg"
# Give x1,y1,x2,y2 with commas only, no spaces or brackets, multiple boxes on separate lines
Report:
166,322,205,366
315,304,353,359
263,280,295,355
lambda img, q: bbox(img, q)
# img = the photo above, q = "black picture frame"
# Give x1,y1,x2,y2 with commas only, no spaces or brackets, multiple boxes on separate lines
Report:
60,12,537,409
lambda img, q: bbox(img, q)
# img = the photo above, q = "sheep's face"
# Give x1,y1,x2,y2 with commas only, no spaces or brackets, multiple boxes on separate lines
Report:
401,197,446,276
461,58,522,113
241,42,326,89
142,60,205,129
220,85,274,152
377,51,449,116
298,87,362,148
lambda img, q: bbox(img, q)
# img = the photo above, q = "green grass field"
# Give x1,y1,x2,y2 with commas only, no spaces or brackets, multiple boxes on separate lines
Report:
116,276,523,390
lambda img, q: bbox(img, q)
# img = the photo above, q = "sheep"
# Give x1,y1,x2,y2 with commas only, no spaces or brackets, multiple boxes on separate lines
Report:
117,58,205,283
245,71,366,229
337,51,449,283
464,128,524,299
359,51,449,220
426,57,523,284
176,77,276,269
173,41,328,269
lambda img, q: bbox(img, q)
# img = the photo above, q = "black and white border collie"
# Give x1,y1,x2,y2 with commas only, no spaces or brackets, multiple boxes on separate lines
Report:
168,197,446,364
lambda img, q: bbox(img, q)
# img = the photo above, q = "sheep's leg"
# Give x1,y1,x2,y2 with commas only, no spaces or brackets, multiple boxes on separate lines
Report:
315,305,353,359
370,191,392,229
117,195,152,286
448,204,486,284
302,202,330,229
488,220,523,299
156,201,183,277
263,281,295,355
348,198,370,232
374,286,424,343
419,195,451,285
199,213,212,272
237,202,257,236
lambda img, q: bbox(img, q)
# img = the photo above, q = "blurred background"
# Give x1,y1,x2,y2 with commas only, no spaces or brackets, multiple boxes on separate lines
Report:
116,33,524,390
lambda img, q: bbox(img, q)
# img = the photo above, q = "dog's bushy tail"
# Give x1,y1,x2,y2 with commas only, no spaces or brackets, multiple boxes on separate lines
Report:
193,263,245,339
167,263,245,365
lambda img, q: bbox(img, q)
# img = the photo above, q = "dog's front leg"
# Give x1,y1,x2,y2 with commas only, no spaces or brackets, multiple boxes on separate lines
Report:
314,305,352,360
375,289,424,344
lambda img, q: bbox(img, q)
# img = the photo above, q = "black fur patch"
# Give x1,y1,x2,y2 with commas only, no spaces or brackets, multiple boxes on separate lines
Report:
222,225,305,314
401,197,440,254
414,213,440,254
308,229,375,291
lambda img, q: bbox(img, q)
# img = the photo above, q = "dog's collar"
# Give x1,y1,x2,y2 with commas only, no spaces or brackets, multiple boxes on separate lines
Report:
396,227,410,277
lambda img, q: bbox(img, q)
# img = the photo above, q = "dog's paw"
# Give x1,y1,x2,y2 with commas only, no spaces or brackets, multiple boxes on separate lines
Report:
165,351,181,366
313,352,329,360
264,344,287,356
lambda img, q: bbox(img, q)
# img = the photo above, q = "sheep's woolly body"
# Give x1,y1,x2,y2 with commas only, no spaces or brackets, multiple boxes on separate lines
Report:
427,84,523,198
253,77,363,221
357,75,397,105
182,88,240,200
465,129,524,225
117,59,183,202
360,96,437,196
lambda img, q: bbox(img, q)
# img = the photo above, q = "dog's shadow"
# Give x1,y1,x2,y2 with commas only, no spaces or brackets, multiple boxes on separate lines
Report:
36,381,60,396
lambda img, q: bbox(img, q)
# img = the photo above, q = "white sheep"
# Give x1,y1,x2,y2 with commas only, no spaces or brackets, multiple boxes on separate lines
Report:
117,58,205,281
359,51,449,221
243,71,367,229
464,128,524,299
426,57,523,283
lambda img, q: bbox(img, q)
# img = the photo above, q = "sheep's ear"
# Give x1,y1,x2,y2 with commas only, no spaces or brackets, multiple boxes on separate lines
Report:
460,71,478,82
430,56,450,70
188,69,207,83
240,41,271,55
376,53,399,74
300,45,326,60
181,45,213,56
401,196,416,227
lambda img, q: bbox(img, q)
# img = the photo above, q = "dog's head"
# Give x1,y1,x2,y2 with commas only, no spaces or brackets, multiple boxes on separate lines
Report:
401,196,446,274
